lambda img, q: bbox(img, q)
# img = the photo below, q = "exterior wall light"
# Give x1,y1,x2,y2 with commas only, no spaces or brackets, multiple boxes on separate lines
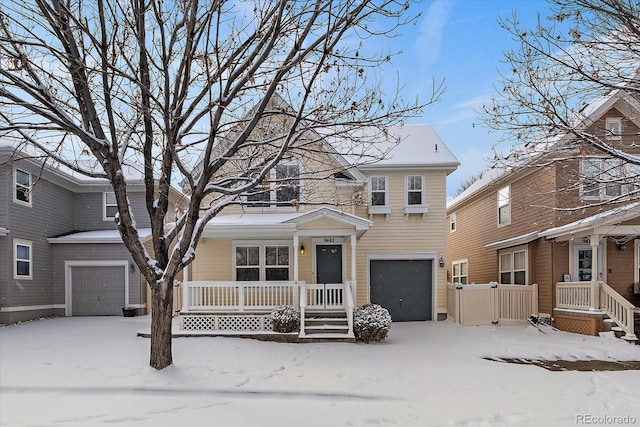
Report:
439,257,445,268
300,244,305,255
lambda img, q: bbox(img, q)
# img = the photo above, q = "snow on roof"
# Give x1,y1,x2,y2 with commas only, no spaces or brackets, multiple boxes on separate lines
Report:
48,228,152,244
540,201,640,240
485,231,541,250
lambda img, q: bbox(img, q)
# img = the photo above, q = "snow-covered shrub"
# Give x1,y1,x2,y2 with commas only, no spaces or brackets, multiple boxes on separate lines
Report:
270,305,300,333
353,304,392,343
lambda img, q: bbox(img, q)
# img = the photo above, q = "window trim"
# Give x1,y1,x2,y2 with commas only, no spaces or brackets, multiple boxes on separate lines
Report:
497,185,511,226
245,161,303,210
233,241,292,281
405,174,425,206
451,259,468,284
605,117,622,140
498,249,527,285
103,192,118,221
369,175,389,207
14,239,33,280
449,213,457,233
13,168,32,207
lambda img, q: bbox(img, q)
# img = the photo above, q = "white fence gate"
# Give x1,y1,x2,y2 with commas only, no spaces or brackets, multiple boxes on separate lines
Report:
447,283,538,326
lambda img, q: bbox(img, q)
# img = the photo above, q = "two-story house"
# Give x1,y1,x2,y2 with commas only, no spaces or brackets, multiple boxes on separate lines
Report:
446,89,640,338
178,123,459,338
0,139,185,324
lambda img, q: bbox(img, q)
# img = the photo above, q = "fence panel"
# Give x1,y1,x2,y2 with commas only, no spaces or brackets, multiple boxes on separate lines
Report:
448,283,538,326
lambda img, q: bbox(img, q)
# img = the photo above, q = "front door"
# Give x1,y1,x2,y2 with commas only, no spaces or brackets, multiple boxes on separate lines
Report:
316,244,342,284
573,243,603,282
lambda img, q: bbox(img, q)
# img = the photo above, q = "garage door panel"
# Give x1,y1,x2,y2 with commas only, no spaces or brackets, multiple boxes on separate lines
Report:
370,259,432,321
71,265,125,316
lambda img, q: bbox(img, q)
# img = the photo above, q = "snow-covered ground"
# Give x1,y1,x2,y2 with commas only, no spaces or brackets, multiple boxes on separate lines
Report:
1,316,639,427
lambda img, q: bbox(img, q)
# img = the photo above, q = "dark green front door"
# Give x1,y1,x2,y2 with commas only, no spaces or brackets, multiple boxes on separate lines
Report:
316,244,342,284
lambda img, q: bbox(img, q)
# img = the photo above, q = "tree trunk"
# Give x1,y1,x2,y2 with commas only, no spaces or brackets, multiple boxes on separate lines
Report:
149,280,173,369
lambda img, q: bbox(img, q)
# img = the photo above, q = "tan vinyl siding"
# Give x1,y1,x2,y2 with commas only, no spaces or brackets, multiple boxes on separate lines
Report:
192,239,232,281
356,170,448,309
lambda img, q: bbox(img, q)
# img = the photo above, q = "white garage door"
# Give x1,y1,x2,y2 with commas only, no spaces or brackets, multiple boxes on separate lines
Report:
71,265,126,316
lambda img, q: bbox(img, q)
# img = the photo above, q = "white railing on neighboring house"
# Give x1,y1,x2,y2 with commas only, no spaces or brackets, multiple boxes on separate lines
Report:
181,281,299,312
556,282,596,311
555,281,635,338
447,282,538,326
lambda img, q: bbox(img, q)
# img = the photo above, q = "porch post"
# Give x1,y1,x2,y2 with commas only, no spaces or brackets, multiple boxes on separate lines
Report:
293,232,299,282
182,264,190,312
351,233,357,303
590,234,600,311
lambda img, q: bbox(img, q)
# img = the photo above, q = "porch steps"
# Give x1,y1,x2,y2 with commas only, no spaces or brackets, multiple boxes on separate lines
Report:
300,311,355,343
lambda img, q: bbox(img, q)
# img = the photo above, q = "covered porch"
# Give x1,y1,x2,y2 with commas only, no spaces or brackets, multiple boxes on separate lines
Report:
541,202,640,340
178,207,372,339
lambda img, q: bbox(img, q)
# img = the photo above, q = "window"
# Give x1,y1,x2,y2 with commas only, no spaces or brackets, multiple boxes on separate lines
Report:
14,168,32,206
246,162,301,208
452,260,468,284
14,239,33,279
235,246,260,281
499,250,527,285
104,192,118,220
265,246,290,281
449,213,457,232
234,243,291,281
406,175,423,205
497,186,511,225
580,158,634,200
605,117,622,140
370,176,387,206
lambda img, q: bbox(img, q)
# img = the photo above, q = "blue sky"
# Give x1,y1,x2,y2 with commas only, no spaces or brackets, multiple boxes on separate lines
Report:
385,0,553,196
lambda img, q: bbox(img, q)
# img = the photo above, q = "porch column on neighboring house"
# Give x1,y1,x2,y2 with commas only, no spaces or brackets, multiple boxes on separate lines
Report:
590,234,600,311
350,233,357,302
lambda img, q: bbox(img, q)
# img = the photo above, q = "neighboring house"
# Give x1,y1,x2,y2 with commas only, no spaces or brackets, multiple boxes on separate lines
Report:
0,139,185,324
446,90,640,338
178,121,459,338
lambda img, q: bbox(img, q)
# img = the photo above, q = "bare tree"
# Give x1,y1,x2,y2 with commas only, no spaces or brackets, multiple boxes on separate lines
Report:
481,0,640,209
0,0,440,369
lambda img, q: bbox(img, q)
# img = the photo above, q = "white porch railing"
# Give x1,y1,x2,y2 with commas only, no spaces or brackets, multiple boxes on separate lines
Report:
299,281,354,338
181,281,299,312
556,281,635,338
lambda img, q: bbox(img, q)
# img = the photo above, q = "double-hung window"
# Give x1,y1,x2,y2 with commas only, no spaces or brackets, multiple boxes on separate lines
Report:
580,158,632,200
14,168,32,206
406,175,423,205
605,117,622,140
370,176,387,206
14,239,33,279
499,250,527,285
246,162,301,208
235,243,291,281
497,185,511,226
452,260,468,284
104,192,118,220
449,213,457,232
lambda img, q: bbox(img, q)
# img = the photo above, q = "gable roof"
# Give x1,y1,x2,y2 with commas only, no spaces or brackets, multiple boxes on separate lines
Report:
539,201,640,241
447,89,640,211
201,207,371,239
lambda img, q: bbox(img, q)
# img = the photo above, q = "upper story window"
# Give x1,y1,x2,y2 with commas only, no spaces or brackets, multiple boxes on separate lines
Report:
449,213,457,232
452,259,468,284
14,239,33,279
406,175,423,205
497,185,511,226
580,158,636,200
499,249,527,285
104,192,118,220
234,243,291,281
246,162,301,208
370,176,387,206
14,168,32,206
605,117,622,140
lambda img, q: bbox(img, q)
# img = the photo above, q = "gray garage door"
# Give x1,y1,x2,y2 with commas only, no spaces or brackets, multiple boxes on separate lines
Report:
370,259,433,321
71,266,126,316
